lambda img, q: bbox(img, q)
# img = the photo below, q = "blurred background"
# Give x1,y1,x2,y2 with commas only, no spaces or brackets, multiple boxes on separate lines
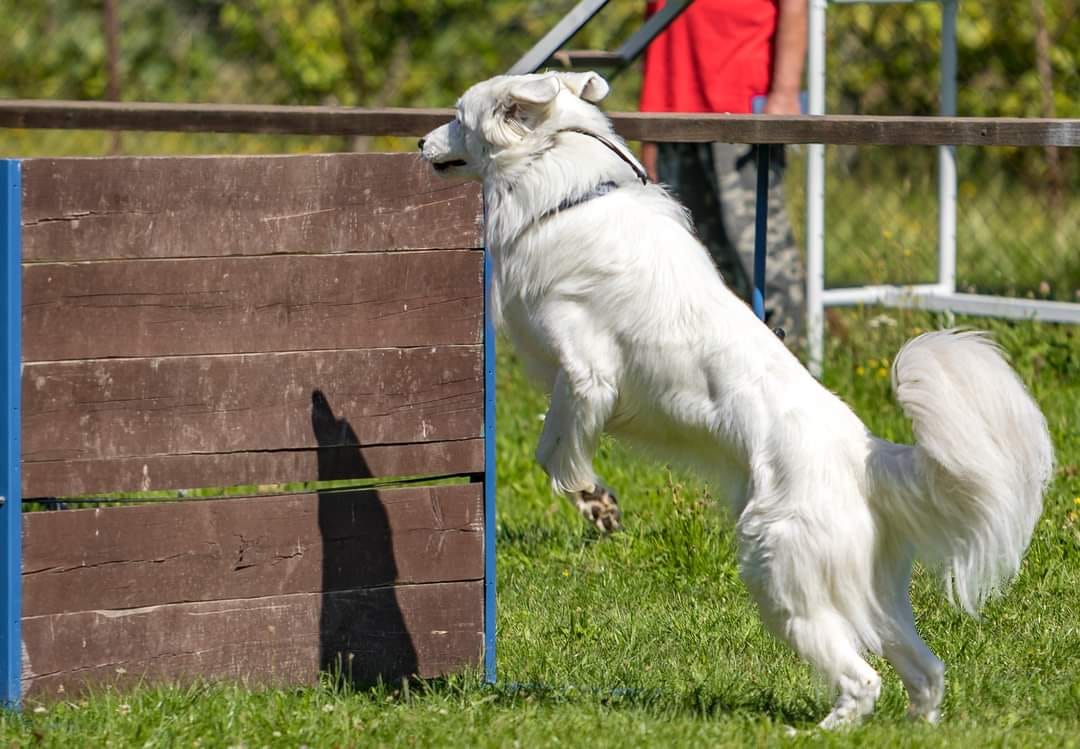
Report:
1,0,1077,298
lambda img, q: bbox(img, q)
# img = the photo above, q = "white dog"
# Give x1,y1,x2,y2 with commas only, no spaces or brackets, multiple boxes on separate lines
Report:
420,72,1053,727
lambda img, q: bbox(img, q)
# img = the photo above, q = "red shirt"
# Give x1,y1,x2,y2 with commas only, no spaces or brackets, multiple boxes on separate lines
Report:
640,0,778,114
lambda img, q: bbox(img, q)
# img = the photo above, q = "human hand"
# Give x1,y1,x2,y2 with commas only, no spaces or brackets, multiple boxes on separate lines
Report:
764,89,802,116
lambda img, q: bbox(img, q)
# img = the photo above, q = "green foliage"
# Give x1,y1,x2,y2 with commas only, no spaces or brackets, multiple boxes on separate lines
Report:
0,0,643,109
1,1,226,102
828,1,1079,119
205,0,646,111
2,1,1074,116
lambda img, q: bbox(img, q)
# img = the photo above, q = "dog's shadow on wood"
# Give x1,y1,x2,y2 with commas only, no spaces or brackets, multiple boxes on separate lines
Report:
311,389,419,687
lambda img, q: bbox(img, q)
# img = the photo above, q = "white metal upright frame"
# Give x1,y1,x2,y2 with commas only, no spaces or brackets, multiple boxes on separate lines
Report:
806,0,1080,375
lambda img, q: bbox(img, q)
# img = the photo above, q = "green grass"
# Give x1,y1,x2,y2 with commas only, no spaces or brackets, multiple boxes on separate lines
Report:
782,146,1080,298
3,309,1079,748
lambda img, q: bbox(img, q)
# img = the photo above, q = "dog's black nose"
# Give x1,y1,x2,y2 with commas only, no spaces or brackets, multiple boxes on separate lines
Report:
417,138,426,151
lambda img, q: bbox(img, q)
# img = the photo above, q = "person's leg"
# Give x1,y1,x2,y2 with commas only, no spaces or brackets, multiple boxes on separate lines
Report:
712,143,807,349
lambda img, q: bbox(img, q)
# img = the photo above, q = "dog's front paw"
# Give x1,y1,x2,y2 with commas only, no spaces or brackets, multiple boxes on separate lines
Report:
575,485,621,533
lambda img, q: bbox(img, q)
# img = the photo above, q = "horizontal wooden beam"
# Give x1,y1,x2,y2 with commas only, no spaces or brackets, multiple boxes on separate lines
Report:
2,99,1079,147
24,346,482,466
25,580,483,697
612,112,1080,147
23,484,483,615
1,100,452,139
21,154,482,262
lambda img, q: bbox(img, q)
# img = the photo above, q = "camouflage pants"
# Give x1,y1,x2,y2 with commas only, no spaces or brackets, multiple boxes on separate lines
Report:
658,142,806,348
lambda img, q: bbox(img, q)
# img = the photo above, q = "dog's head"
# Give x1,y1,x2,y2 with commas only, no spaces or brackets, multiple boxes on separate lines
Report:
418,71,611,179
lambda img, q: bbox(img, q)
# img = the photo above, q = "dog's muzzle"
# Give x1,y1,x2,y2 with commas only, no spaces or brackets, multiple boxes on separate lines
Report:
418,137,467,171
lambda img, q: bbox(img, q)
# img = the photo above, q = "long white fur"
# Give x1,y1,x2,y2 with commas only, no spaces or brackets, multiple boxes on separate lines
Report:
420,72,1054,727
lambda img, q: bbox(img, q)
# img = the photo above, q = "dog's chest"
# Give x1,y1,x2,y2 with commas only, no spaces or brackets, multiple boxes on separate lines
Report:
499,295,560,388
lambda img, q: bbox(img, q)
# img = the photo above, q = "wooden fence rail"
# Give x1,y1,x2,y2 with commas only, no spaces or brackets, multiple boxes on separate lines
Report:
2,99,1079,147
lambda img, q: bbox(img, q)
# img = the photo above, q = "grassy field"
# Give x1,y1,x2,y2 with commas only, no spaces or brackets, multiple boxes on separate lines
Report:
2,306,1078,748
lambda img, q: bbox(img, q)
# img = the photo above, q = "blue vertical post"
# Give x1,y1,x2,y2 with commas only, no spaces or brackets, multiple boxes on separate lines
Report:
482,217,497,684
1,160,22,709
752,145,770,322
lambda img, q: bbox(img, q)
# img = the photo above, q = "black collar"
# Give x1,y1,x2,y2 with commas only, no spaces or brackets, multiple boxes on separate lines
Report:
538,180,621,223
505,129,649,245
533,128,648,222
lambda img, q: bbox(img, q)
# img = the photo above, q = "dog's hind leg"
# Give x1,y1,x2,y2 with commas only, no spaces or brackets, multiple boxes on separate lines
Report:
742,559,881,727
536,369,621,532
879,570,945,723
883,630,944,724
784,613,882,729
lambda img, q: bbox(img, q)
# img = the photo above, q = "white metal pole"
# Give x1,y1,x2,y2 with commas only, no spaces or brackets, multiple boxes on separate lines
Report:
938,0,958,294
807,0,828,376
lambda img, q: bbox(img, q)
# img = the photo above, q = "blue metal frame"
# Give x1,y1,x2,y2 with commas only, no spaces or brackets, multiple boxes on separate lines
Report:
482,224,497,684
752,145,770,321
1,160,22,708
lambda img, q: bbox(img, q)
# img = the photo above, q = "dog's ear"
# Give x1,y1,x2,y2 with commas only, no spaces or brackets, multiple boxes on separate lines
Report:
557,71,610,103
507,75,561,107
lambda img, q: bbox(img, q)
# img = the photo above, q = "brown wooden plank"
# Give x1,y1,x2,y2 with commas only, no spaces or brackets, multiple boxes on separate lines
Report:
23,580,483,699
2,100,459,139
3,100,1079,146
23,251,482,361
609,112,1080,146
23,483,483,616
22,438,483,499
21,153,483,263
23,346,481,472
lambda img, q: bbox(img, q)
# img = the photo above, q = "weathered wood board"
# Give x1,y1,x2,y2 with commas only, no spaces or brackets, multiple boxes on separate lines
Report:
24,581,484,698
20,153,483,262
23,252,482,361
23,484,483,615
21,484,484,697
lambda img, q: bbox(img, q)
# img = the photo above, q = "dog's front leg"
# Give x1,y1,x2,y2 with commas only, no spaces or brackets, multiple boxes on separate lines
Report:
536,369,621,532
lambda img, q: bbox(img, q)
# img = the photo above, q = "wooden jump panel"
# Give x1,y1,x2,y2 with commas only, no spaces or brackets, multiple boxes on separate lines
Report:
24,347,481,458
22,252,482,360
20,154,483,262
14,152,490,696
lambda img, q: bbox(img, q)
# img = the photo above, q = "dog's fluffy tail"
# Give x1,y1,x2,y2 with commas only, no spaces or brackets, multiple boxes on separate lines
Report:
870,330,1053,615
